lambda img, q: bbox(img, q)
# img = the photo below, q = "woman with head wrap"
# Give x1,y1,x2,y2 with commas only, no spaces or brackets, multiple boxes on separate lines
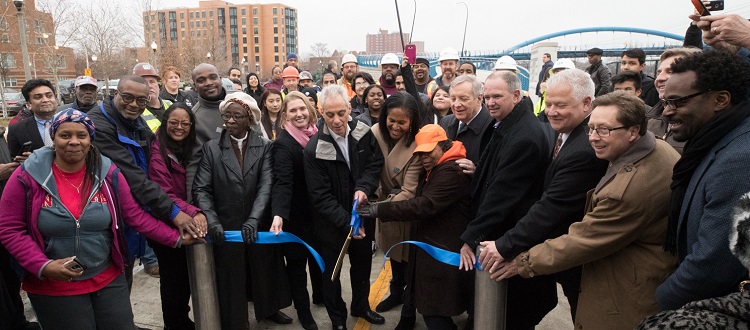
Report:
192,92,293,328
0,109,197,330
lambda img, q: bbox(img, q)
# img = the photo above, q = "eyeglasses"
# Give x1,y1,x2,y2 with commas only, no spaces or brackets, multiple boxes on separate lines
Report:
167,120,192,128
118,92,150,107
355,81,370,87
221,113,249,121
588,126,628,137
660,90,711,109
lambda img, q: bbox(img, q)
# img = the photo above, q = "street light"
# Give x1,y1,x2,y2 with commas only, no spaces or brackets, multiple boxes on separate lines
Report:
241,57,246,75
151,40,158,70
255,62,260,78
206,51,212,64
13,0,32,81
457,2,468,58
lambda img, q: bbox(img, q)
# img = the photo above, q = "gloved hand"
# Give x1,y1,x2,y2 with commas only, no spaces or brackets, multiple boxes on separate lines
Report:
208,222,225,245
356,203,378,218
241,220,258,244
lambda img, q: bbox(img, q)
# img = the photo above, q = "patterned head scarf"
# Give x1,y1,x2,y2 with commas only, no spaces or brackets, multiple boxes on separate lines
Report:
50,109,96,141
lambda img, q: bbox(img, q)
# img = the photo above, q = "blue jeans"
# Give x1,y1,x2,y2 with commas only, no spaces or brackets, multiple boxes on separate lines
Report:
141,244,158,268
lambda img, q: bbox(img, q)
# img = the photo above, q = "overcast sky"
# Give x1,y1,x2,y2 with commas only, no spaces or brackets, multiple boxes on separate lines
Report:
156,0,750,56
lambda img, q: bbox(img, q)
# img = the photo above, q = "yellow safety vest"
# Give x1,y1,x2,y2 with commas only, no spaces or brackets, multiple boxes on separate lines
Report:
141,99,173,133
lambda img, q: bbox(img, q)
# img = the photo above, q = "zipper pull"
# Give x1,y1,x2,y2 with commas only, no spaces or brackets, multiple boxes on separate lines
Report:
76,220,80,229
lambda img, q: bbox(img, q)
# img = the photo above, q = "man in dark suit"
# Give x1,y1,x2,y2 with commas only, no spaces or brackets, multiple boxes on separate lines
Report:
477,69,609,322
458,71,557,329
439,75,494,162
8,79,58,159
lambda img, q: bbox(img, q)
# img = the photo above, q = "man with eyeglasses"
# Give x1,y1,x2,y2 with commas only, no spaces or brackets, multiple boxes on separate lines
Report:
88,75,201,290
495,91,679,330
474,69,608,325
655,50,750,311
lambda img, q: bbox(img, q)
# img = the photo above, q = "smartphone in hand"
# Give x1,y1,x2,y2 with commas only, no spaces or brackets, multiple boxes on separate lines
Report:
63,257,86,272
404,44,417,64
691,0,711,16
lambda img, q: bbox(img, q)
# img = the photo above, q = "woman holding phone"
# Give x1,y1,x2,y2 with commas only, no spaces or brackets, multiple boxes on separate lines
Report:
0,109,196,330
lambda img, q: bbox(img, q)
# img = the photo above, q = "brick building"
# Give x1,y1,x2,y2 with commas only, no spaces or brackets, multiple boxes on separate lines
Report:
366,29,424,54
144,0,297,81
0,0,76,88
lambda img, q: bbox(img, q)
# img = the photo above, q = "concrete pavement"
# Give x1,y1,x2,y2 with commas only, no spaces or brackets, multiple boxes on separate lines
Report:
24,250,573,329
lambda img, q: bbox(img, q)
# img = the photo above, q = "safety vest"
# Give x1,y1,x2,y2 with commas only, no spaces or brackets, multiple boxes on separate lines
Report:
141,99,173,133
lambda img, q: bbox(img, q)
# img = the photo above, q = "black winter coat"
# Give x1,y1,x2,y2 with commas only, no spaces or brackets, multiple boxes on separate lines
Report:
271,129,314,243
303,119,384,249
193,130,272,231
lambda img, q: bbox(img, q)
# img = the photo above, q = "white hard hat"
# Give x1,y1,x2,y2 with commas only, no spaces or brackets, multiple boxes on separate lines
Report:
380,53,400,67
342,54,358,65
493,56,517,71
438,47,460,62
552,58,575,72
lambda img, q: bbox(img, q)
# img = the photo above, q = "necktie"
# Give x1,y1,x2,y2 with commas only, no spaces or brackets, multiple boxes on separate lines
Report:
552,134,562,159
458,122,468,135
43,121,53,147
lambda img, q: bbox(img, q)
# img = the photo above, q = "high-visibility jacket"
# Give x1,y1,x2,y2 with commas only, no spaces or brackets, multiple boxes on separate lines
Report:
141,99,173,133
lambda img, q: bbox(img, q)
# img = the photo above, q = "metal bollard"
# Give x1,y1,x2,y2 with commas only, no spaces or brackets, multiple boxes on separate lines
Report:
186,244,221,329
473,246,507,330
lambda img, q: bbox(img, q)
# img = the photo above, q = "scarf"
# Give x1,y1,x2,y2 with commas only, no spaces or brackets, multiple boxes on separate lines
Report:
665,101,750,253
285,121,318,148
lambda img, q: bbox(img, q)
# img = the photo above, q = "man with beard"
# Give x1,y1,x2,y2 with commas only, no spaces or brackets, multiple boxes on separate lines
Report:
413,57,436,97
435,47,460,87
338,54,359,100
655,50,750,310
58,76,98,113
379,53,399,96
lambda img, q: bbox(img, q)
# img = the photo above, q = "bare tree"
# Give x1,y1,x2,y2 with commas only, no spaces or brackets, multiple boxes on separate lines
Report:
310,42,330,59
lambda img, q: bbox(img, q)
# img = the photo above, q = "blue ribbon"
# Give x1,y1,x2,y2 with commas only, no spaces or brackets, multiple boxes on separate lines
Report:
351,199,361,234
384,240,482,270
221,231,325,272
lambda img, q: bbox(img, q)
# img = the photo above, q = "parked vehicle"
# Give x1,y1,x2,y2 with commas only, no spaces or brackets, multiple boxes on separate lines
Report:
5,93,26,116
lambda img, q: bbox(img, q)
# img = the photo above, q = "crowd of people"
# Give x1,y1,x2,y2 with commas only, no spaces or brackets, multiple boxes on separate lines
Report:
1,10,750,330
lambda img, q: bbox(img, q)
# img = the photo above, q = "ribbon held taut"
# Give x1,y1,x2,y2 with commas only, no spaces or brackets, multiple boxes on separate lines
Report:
220,231,325,272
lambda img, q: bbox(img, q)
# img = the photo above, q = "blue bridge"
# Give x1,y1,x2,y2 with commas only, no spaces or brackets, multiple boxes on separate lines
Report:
357,27,687,91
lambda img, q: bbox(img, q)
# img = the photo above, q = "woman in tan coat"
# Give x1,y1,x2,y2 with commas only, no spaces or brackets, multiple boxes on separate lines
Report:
494,92,679,330
370,92,423,320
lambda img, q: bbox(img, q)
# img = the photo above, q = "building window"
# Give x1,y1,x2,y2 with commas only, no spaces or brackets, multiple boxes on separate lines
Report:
253,17,258,25
0,17,8,30
254,28,258,34
242,28,246,34
274,46,278,52
242,18,246,25
190,12,194,18
254,37,259,43
243,46,247,53
273,7,277,15
202,11,206,18
253,8,258,15
273,27,278,34
209,10,213,17
3,78,17,87
35,37,44,44
274,37,278,43
273,17,277,24
34,20,44,33
255,46,259,52
197,30,201,36
255,56,259,62
182,31,185,37
243,37,247,43
1,34,8,43
190,22,194,28
181,22,185,28
1,54,16,68
180,12,184,19
202,21,206,27
242,8,246,15
275,55,279,62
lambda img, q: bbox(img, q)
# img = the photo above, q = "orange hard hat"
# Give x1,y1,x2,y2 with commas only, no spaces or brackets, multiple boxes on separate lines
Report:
282,66,300,79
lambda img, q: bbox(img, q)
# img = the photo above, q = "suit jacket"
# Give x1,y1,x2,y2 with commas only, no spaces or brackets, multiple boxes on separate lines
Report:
495,118,608,260
656,111,750,310
439,105,494,162
371,125,422,262
519,136,680,330
7,117,44,159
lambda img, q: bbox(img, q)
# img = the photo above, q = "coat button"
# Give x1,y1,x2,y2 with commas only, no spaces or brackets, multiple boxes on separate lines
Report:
624,165,632,172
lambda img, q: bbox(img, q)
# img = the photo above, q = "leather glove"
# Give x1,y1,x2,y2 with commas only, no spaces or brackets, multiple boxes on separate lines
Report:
356,203,378,218
241,220,258,244
208,222,225,245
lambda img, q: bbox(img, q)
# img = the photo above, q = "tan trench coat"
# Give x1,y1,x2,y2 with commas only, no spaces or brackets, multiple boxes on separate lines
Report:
371,125,423,262
517,137,679,330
